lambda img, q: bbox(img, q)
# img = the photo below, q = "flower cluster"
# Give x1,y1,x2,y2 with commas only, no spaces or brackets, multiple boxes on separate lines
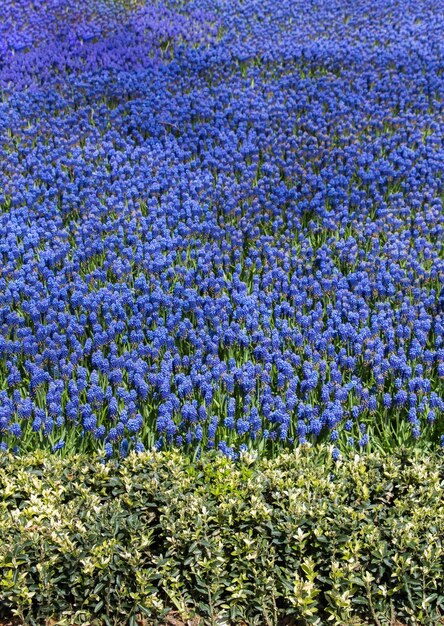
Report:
0,0,217,93
0,0,444,459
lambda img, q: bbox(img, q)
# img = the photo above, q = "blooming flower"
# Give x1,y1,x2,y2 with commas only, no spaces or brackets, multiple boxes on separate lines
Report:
0,0,443,460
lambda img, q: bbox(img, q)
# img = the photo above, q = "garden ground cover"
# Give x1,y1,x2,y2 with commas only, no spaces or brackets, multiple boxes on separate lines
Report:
0,0,443,460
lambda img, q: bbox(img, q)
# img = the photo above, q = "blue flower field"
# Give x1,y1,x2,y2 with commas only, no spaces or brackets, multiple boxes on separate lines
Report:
1,0,444,461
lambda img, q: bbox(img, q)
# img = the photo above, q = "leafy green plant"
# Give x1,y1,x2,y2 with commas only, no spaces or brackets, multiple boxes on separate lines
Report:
1,447,444,625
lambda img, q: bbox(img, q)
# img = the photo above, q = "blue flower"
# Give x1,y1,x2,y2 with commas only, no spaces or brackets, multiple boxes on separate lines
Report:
9,423,22,438
119,438,129,459
438,287,444,312
359,434,369,448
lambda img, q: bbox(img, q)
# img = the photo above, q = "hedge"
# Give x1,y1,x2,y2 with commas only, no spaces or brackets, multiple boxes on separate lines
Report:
1,447,444,626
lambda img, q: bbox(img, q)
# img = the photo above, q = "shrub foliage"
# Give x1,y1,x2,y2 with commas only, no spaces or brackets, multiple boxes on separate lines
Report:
1,448,444,625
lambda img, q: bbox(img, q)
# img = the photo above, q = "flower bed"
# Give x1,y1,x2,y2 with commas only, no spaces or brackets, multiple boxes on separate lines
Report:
0,0,443,459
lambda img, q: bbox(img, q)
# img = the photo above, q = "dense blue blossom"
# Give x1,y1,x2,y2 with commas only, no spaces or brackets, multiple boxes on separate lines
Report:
0,0,443,458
